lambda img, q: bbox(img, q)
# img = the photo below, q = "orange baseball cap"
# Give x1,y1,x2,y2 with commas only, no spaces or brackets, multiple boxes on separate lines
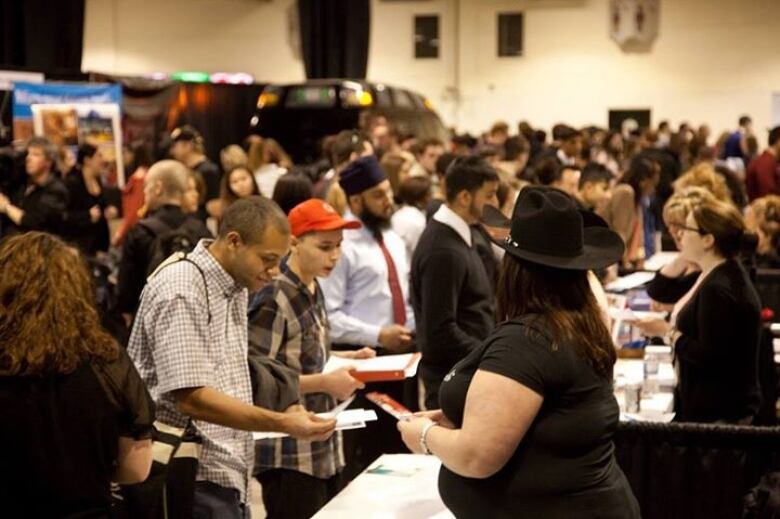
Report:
288,199,362,237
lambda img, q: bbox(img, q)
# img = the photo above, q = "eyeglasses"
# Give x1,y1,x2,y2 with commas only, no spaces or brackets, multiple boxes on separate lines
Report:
674,224,708,235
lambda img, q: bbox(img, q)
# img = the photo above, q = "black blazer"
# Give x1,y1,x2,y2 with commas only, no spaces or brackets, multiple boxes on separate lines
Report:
646,270,699,304
674,259,762,423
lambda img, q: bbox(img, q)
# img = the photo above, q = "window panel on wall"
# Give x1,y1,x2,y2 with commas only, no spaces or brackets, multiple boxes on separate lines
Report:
414,14,440,59
498,12,523,57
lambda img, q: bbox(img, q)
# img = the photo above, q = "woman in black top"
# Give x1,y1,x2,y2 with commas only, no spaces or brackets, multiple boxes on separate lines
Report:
62,143,116,255
634,198,762,423
0,232,155,518
398,187,640,518
645,187,713,305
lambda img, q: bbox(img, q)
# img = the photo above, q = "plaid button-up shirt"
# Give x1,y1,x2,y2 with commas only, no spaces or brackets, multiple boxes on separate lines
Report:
128,240,254,501
248,267,344,479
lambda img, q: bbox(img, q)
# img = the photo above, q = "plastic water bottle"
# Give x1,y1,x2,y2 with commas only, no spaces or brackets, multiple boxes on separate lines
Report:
643,352,660,394
625,382,641,412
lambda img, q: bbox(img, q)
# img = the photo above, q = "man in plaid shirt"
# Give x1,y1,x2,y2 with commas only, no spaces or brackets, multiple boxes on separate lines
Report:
129,195,335,518
249,199,375,518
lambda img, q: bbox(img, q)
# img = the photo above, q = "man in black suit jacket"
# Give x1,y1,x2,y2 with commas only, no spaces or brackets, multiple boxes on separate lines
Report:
411,156,499,409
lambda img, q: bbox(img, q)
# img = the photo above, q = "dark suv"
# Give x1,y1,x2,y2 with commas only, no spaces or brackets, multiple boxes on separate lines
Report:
249,79,448,164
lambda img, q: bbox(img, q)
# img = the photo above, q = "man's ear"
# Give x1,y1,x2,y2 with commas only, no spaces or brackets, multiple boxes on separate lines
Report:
149,179,162,197
455,189,472,209
289,235,300,252
225,230,243,251
348,194,363,215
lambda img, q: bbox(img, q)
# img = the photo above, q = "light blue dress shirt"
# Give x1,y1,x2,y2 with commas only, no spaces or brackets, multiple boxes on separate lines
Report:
319,211,415,346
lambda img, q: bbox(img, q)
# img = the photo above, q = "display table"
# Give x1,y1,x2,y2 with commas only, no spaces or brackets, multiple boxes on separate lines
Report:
616,390,675,422
614,358,676,389
313,454,454,519
614,358,676,422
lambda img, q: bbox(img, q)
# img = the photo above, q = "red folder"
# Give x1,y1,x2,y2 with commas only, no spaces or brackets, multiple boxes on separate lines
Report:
348,352,421,383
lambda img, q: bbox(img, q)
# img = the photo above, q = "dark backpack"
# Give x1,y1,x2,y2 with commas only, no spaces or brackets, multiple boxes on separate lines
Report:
84,255,129,346
138,215,205,277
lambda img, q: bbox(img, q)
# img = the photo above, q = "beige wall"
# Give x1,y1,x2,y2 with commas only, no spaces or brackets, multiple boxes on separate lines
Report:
367,0,459,124
83,0,780,139
82,0,305,82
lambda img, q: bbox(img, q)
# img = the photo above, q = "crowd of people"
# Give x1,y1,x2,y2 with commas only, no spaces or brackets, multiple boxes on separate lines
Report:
1,111,779,518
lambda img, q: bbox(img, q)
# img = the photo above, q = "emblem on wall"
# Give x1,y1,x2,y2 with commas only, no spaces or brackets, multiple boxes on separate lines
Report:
610,0,659,52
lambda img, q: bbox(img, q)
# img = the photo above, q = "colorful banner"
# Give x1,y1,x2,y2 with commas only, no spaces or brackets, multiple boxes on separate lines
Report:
13,82,124,186
31,104,124,187
13,81,121,118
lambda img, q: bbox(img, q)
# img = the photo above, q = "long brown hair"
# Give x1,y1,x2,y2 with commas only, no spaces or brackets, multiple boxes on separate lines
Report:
496,254,616,378
220,166,261,209
0,233,119,376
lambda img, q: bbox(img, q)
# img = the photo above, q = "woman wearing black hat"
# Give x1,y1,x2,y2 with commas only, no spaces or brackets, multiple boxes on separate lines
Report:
398,187,640,518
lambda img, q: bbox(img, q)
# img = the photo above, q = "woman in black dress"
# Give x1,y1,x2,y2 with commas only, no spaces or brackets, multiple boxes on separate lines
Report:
398,187,640,518
0,232,155,518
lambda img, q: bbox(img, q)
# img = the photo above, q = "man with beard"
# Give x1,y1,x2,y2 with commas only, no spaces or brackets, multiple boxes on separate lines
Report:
319,155,415,353
319,155,415,479
411,156,499,409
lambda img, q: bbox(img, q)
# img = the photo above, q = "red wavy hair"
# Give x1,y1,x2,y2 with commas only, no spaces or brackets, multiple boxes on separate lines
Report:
0,232,119,376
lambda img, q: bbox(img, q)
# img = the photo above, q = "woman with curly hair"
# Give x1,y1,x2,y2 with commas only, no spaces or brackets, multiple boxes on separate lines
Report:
673,162,733,205
645,187,715,307
0,232,155,518
746,194,780,268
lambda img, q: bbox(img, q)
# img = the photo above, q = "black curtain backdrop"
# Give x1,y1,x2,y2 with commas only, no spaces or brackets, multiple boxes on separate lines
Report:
86,75,268,165
298,0,370,79
169,83,267,163
0,0,85,74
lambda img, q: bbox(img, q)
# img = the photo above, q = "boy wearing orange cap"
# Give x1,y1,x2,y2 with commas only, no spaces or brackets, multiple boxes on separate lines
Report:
248,199,374,519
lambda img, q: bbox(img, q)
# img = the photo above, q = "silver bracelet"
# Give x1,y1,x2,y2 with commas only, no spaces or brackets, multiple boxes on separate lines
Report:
664,327,678,346
420,421,437,455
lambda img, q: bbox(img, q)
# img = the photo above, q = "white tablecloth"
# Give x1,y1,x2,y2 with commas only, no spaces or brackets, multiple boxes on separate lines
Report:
313,454,454,519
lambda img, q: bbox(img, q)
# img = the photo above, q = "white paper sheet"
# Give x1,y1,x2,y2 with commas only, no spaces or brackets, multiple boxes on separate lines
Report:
252,409,377,440
643,252,679,272
605,271,656,292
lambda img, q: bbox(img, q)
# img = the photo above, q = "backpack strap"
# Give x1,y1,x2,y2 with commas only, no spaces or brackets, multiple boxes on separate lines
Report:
150,251,212,324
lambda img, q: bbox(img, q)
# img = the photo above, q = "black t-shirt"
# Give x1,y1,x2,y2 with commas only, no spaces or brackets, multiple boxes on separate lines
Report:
438,316,640,519
0,348,155,518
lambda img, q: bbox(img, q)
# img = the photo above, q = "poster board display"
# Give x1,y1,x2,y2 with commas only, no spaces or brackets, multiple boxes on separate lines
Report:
14,82,125,186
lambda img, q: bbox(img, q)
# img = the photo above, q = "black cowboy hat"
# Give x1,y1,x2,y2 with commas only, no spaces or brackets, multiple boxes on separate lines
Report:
482,186,624,270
